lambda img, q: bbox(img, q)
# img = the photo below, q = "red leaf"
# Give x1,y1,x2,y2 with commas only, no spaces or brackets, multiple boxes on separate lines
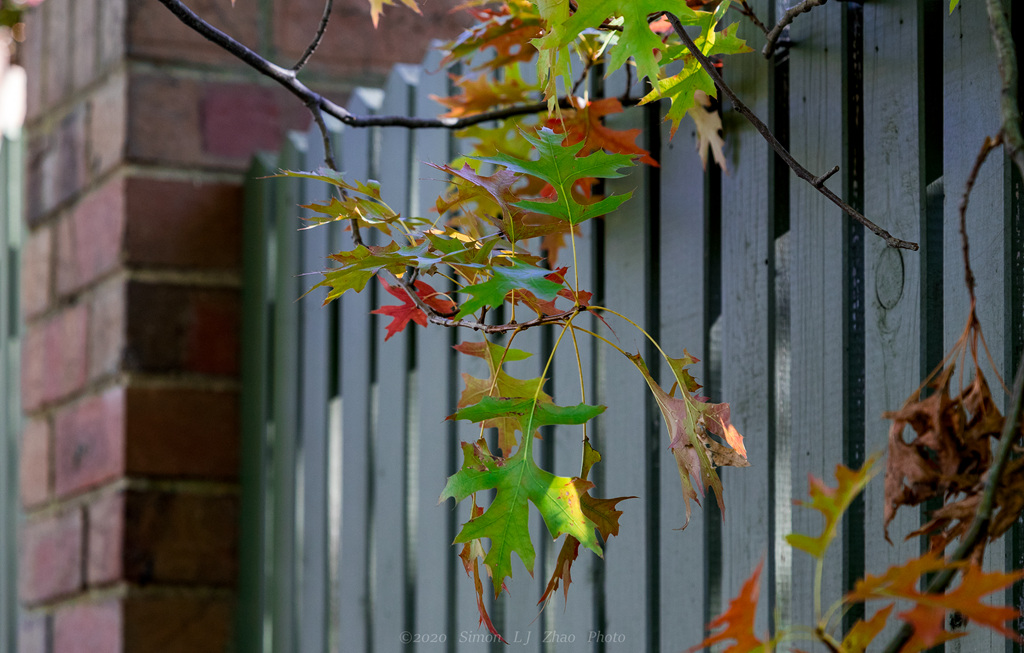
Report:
370,278,455,340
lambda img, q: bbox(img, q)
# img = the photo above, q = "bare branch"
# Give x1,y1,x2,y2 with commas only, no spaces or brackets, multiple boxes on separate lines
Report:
733,0,769,36
762,0,827,58
292,0,333,72
666,12,919,251
957,135,1001,307
157,0,598,130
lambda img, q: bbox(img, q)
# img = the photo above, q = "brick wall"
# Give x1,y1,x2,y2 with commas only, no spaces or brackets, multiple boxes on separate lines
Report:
18,1,464,651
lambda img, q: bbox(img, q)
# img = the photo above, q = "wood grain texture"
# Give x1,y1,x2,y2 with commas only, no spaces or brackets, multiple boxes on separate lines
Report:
657,109,710,651
717,0,772,635
786,1,846,643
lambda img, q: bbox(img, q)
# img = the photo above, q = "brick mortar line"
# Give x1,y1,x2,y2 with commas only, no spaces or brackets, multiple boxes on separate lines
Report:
21,369,241,424
23,59,128,133
23,581,236,613
22,475,241,521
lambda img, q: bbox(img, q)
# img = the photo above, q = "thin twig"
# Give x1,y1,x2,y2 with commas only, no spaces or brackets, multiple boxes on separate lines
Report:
733,0,769,36
986,0,1024,182
158,0,591,130
881,347,1024,653
666,12,919,250
292,0,333,72
762,0,827,58
957,134,1001,307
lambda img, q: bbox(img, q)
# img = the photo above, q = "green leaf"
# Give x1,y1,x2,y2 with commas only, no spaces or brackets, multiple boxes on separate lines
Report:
786,452,881,559
949,0,959,12
439,397,607,592
456,258,564,318
312,242,415,303
477,127,635,225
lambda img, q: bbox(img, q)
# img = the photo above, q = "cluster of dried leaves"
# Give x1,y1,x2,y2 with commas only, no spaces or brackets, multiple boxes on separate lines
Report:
883,312,1024,560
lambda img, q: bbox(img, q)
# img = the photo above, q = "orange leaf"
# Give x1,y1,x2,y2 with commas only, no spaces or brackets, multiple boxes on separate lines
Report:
690,559,767,653
549,97,659,166
840,604,894,652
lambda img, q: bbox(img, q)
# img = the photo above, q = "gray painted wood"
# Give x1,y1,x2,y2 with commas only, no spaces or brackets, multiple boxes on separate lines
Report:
599,74,652,650
787,1,846,643
942,3,1008,650
298,121,334,653
412,47,459,651
657,109,710,652
717,0,772,635
862,0,927,644
549,219,599,649
373,65,420,653
272,131,307,653
337,88,382,653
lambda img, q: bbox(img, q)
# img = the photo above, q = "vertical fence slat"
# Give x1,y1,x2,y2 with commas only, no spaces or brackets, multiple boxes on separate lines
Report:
656,114,708,652
239,151,278,653
599,71,652,650
374,66,419,653
298,121,335,653
338,88,382,653
412,47,458,651
550,219,598,646
271,132,308,653
787,0,846,636
942,3,1009,650
0,133,21,653
718,0,772,633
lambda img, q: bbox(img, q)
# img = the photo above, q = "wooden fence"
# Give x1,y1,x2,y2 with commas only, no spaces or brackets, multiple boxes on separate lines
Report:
1,133,23,652
240,2,1024,651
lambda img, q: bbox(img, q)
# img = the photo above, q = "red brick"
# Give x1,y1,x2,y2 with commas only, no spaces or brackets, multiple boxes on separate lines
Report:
98,0,126,73
127,0,261,67
126,73,309,170
201,85,282,158
72,0,98,91
44,0,72,107
125,387,239,479
56,177,125,296
87,71,127,179
23,7,44,122
53,600,121,653
20,509,83,605
26,108,87,225
121,491,238,586
18,611,49,653
87,280,126,383
19,419,50,509
86,491,124,586
125,282,239,376
20,225,51,320
123,177,240,270
124,596,231,653
273,0,468,80
54,388,125,498
21,304,89,412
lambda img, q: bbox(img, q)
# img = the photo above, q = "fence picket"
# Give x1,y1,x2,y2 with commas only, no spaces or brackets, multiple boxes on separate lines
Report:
787,1,846,640
718,0,773,634
337,88,382,652
657,109,710,652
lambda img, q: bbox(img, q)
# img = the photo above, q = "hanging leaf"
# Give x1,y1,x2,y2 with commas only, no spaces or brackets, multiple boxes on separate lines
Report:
690,559,769,653
370,278,456,340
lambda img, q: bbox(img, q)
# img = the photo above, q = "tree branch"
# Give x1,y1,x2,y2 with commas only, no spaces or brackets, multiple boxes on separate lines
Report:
292,0,333,72
985,0,1024,182
762,0,827,58
157,0,589,130
666,12,919,251
733,0,769,36
881,346,1024,653
957,135,1001,308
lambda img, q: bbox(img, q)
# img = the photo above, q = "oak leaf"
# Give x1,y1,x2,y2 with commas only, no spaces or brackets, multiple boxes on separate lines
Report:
690,559,768,652
370,278,456,340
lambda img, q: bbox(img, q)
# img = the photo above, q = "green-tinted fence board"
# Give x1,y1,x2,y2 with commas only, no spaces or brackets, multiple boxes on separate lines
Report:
787,1,847,641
